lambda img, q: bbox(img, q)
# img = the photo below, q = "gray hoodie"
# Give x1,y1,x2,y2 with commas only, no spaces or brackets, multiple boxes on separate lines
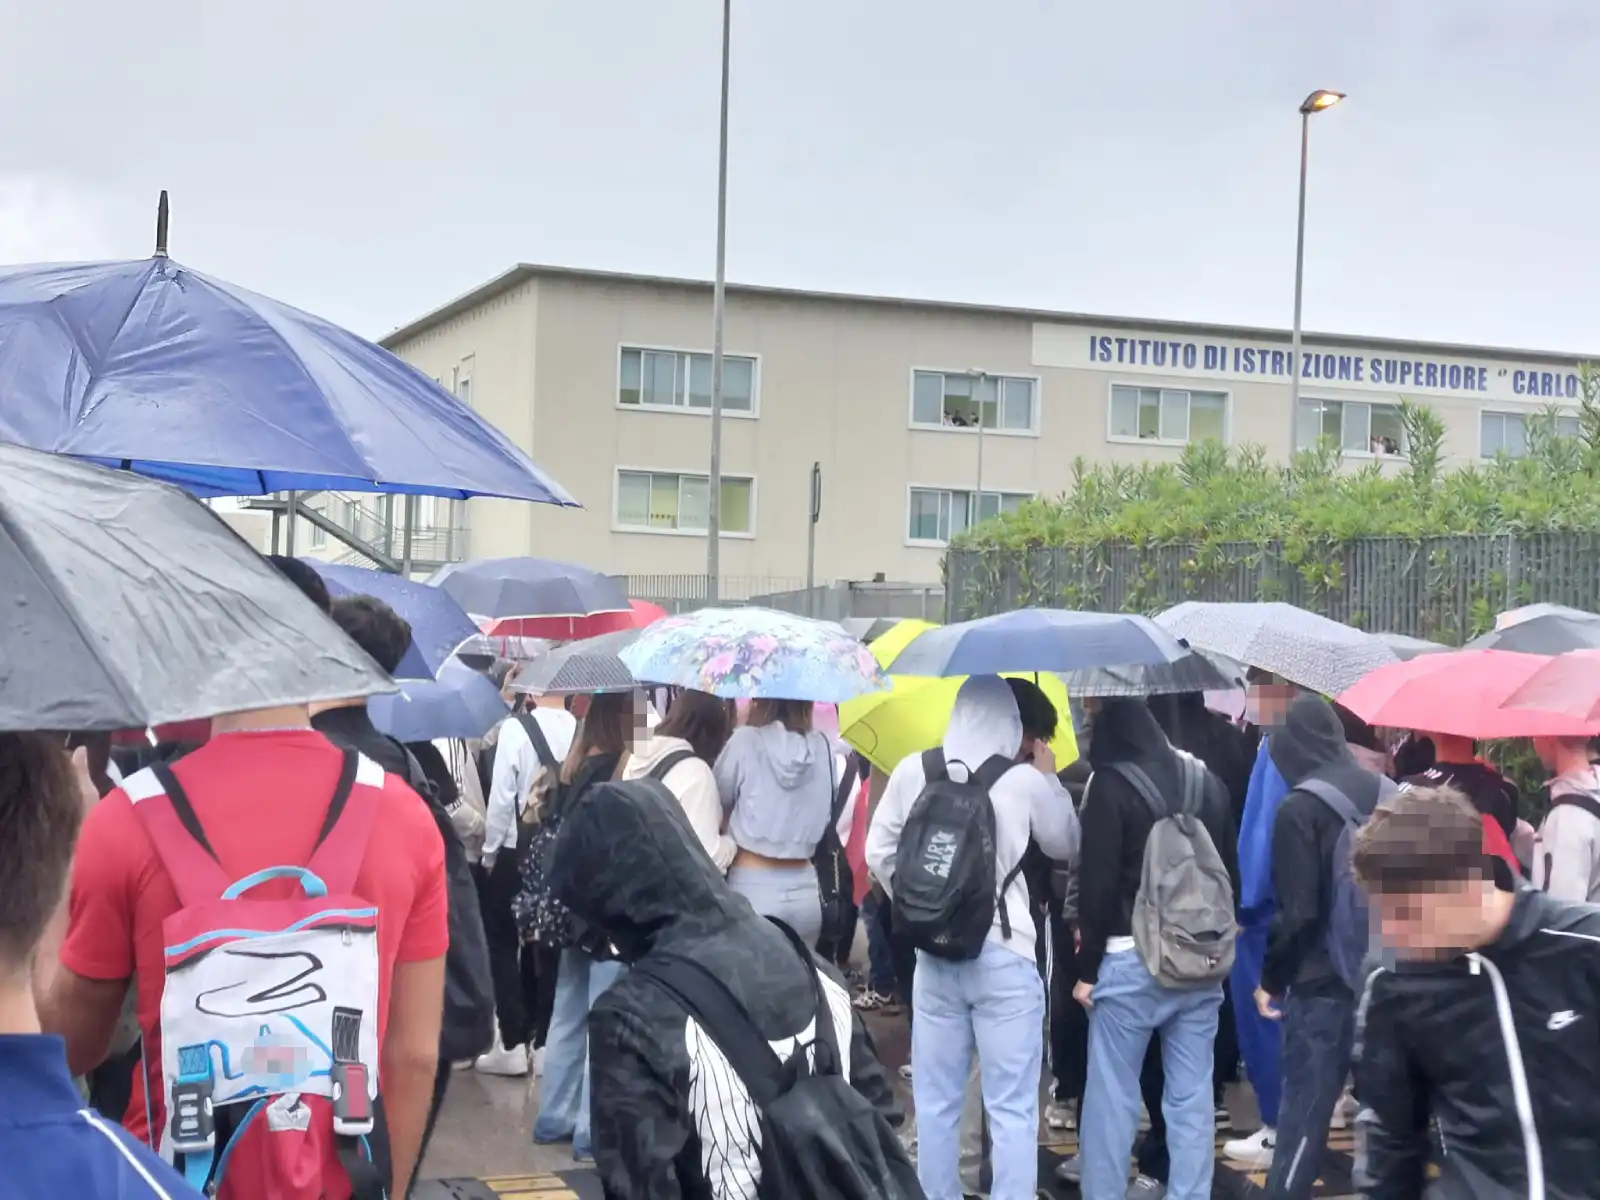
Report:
1534,765,1600,903
713,723,836,859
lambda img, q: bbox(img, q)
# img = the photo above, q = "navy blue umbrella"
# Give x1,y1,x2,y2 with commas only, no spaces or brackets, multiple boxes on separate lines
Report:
304,561,481,681
368,659,510,742
887,608,1192,678
0,255,578,503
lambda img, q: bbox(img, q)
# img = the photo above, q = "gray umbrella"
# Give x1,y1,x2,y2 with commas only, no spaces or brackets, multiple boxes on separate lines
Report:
1155,601,1398,696
511,628,642,695
1374,631,1451,661
0,443,394,731
1054,648,1242,698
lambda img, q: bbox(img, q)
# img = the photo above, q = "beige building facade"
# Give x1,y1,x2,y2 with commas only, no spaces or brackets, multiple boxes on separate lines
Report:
367,266,1589,586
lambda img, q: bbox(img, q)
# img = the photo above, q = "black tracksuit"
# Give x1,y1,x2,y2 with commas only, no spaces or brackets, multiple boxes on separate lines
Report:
1355,888,1600,1199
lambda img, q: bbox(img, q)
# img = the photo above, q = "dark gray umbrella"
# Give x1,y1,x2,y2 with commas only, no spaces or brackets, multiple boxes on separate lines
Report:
428,556,628,625
1054,648,1241,698
1467,611,1600,654
1374,631,1451,661
0,443,395,731
841,616,902,644
511,629,642,695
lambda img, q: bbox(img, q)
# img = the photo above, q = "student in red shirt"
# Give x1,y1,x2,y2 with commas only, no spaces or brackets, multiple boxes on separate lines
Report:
37,701,450,1200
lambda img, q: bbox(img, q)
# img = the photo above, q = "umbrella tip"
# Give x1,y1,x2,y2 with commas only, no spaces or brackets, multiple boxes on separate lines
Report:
155,191,170,258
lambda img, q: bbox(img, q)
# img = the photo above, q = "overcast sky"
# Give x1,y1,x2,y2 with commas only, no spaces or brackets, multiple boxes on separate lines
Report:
3,1,1595,351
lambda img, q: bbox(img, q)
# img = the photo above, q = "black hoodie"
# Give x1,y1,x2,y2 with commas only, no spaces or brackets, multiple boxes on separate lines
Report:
1261,695,1386,996
1355,888,1600,1199
550,775,901,1199
1076,699,1239,985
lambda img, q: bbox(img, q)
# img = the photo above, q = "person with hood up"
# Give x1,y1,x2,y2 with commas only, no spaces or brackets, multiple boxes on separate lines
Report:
715,699,837,943
1255,695,1386,1200
1070,698,1238,1200
548,764,906,1198
1352,784,1600,1199
1530,731,1600,902
625,688,737,872
867,675,1079,1200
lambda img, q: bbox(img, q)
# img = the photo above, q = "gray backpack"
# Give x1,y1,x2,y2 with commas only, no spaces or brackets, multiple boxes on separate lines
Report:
1110,753,1237,988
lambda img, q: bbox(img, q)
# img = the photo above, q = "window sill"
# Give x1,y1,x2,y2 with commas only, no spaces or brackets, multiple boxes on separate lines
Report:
905,538,954,549
617,402,759,419
909,422,1038,438
611,523,756,540
1298,447,1410,462
1106,434,1222,449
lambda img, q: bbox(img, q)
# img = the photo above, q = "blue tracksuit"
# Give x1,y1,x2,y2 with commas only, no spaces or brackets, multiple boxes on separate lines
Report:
1230,737,1288,1126
0,1033,201,1199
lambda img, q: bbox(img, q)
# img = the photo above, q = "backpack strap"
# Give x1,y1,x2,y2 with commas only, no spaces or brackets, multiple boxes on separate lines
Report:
125,764,232,907
921,748,948,784
306,750,383,896
1176,754,1206,816
1298,777,1362,826
648,749,698,783
1106,761,1172,823
517,712,560,772
1552,793,1600,823
631,917,840,1107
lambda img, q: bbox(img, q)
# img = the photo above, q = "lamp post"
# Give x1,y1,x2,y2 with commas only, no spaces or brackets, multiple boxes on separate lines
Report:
1288,88,1345,453
705,0,732,605
971,369,989,531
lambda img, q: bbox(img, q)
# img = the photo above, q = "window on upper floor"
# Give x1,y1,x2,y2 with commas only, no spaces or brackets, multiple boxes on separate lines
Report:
906,487,1031,544
1296,398,1407,457
619,347,756,414
1480,410,1582,459
1108,385,1228,444
910,370,1037,433
615,469,754,535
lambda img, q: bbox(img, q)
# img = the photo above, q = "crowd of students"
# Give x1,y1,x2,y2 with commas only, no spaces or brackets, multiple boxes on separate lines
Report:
5,575,1600,1199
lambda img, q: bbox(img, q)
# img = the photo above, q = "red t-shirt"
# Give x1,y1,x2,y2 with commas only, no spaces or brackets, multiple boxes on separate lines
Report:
60,729,449,1144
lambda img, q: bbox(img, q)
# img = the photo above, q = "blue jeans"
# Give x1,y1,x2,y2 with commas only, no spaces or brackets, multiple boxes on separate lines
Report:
1082,949,1221,1200
1266,984,1355,1200
911,940,1045,1200
531,949,626,1158
727,862,822,944
864,891,896,994
1230,920,1282,1126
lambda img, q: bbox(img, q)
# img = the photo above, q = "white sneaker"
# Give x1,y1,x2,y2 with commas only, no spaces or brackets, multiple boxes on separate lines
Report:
1222,1126,1276,1167
475,1041,530,1077
1044,1098,1076,1131
532,1045,546,1078
1126,1176,1167,1200
1331,1087,1358,1129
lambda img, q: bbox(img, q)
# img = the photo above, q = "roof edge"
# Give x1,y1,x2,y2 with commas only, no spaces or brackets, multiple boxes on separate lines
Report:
379,262,1599,365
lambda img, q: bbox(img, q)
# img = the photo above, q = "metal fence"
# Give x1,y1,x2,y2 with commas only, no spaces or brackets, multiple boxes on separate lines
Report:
946,533,1600,642
622,575,944,621
620,575,806,614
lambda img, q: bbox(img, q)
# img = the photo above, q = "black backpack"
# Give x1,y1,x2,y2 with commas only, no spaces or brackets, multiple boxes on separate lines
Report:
891,749,1019,961
632,919,925,1200
400,748,496,1062
813,753,858,962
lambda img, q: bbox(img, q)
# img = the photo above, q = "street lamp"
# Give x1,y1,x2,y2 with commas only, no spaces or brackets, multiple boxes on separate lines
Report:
705,0,732,605
1288,88,1345,453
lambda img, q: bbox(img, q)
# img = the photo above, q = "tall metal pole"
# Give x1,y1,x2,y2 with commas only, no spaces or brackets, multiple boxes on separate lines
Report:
705,0,732,605
1288,110,1310,452
973,370,988,530
284,490,298,555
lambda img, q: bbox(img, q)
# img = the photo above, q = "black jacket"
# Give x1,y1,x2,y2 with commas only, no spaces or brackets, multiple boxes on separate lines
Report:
1076,699,1239,984
549,773,901,1199
1147,692,1255,830
1261,696,1385,997
1354,888,1600,1200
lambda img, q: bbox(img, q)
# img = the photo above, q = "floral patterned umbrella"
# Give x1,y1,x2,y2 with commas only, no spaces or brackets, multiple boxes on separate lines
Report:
618,607,888,702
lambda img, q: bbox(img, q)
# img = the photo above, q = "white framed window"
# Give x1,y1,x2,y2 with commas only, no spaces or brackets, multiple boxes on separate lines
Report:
618,347,757,415
906,487,1031,545
1108,385,1228,445
615,469,755,535
1296,398,1407,457
308,504,327,548
910,370,1038,433
1480,410,1581,459
453,356,474,406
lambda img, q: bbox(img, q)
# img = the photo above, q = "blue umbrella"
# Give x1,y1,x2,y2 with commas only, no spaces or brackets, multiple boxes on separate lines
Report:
368,659,510,742
887,608,1191,678
304,560,480,681
0,256,578,503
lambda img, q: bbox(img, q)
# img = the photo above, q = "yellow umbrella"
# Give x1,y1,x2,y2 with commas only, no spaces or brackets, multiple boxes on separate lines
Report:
839,619,1079,774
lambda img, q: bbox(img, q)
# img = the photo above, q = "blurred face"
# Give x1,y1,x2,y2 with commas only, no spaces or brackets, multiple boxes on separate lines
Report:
1246,682,1297,728
631,691,649,745
1370,881,1493,959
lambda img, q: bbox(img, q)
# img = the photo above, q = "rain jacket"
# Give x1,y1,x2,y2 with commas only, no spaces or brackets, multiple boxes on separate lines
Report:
866,675,1079,963
1075,698,1238,984
1238,736,1289,925
1532,765,1600,903
1354,888,1600,1199
714,724,835,860
624,733,736,872
549,774,901,1199
1261,696,1385,996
